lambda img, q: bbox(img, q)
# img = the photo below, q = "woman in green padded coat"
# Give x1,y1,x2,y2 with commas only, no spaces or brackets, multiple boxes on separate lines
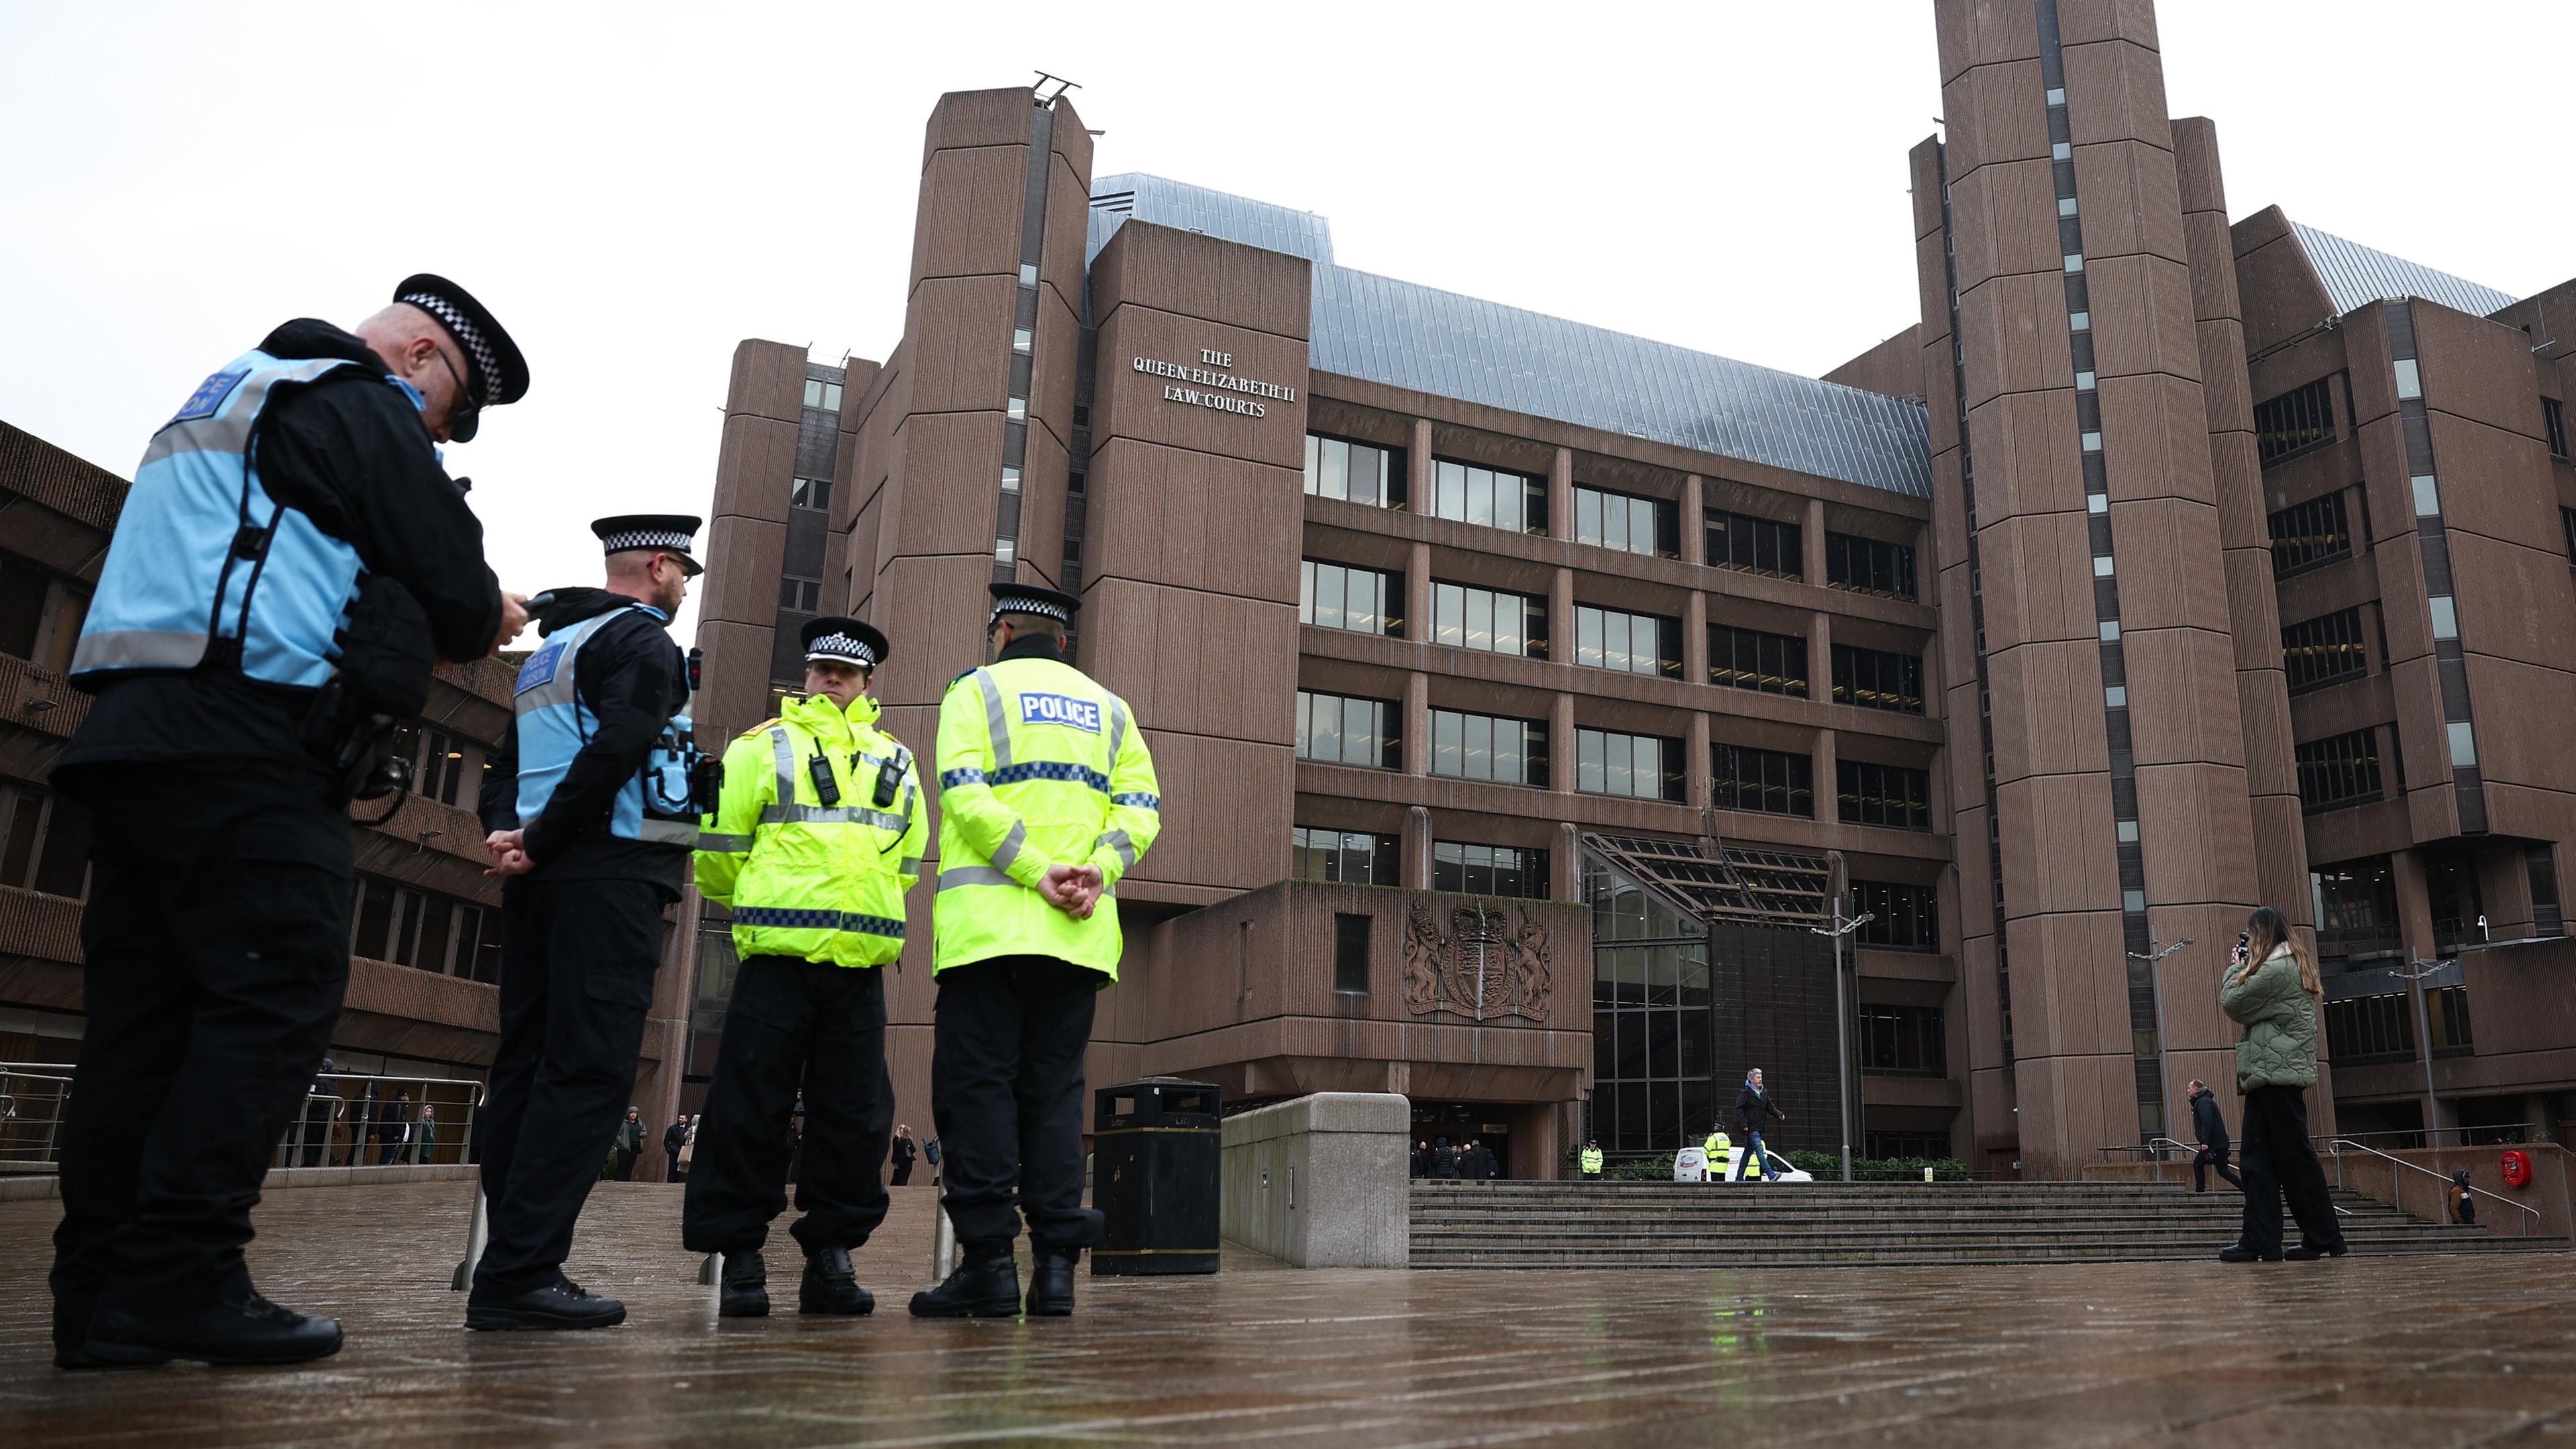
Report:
2215,906,2350,1263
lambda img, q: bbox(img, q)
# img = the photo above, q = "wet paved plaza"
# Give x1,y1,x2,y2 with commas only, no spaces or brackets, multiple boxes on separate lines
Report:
3,1180,2574,1446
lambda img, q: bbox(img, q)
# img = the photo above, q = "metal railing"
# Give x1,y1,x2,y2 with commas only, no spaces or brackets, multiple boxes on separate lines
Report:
2324,1138,2541,1237
2313,1124,2543,1152
0,1063,485,1172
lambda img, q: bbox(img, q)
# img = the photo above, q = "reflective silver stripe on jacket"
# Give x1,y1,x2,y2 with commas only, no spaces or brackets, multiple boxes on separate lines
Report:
936,866,1019,892
898,856,922,875
69,628,211,672
988,818,1028,872
1108,697,1129,761
641,818,699,845
769,727,796,804
972,669,1012,770
139,356,347,468
761,802,909,833
1095,828,1137,871
696,832,755,854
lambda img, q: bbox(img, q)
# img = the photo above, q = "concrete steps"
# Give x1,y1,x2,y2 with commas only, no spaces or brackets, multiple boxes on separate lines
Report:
1408,1180,2566,1268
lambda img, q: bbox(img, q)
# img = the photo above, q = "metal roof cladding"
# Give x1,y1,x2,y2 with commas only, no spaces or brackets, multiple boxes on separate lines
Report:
1089,173,1933,500
2290,221,2520,319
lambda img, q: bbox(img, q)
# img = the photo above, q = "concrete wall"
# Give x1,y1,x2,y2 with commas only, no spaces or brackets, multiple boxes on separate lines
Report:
1218,1091,1409,1267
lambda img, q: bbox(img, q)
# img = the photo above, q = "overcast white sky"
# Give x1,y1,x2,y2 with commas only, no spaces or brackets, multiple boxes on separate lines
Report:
3,3,2568,639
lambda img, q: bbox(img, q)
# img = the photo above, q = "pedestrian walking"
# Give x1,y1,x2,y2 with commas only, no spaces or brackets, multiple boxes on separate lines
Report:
609,1109,644,1181
663,1117,689,1182
1735,1069,1788,1181
2217,907,2349,1263
378,1090,413,1166
2186,1079,2243,1193
1432,1136,1456,1179
468,515,705,1332
45,274,527,1368
419,1106,439,1166
890,1127,918,1187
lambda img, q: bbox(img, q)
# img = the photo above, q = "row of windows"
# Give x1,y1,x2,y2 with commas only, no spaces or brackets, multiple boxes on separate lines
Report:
0,553,91,676
1433,459,1544,534
388,721,474,809
1574,485,1678,557
1707,510,1802,580
1850,879,1939,951
1575,727,1681,800
1832,644,1925,714
1709,625,1809,698
2254,377,2334,466
1434,840,1548,899
2296,729,2383,813
2282,606,2368,692
800,377,844,413
1289,826,1399,887
1826,532,1917,600
1432,708,1548,787
2267,490,2351,578
1294,690,1400,770
1300,560,1401,637
1304,434,1405,508
1432,581,1544,657
1574,606,1679,678
2325,985,2471,1060
352,876,501,983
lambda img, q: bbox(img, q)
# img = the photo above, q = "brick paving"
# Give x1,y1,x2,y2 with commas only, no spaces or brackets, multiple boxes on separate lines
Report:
2,1180,2574,1446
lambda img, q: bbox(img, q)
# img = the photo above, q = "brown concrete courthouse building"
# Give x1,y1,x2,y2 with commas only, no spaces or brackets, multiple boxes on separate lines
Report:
5,0,2574,1181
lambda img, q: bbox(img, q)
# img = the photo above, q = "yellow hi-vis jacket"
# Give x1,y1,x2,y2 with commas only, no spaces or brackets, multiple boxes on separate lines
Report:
1705,1131,1737,1181
694,691,926,968
932,650,1160,978
1578,1146,1604,1175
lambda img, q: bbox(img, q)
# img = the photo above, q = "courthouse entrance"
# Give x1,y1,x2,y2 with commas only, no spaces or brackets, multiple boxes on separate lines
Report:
1410,1100,1516,1177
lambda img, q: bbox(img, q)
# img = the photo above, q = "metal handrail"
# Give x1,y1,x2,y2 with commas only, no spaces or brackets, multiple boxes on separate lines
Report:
2325,1138,2541,1236
0,1063,486,1171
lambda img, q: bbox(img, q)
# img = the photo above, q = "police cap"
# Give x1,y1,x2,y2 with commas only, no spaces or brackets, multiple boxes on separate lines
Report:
986,581,1079,625
801,616,887,671
392,273,529,441
592,514,704,576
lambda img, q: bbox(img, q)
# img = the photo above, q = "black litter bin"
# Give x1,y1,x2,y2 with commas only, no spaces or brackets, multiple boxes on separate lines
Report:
1091,1077,1221,1276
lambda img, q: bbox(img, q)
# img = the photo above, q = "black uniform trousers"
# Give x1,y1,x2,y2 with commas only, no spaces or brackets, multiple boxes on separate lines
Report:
471,875,664,1299
48,764,351,1346
683,955,892,1256
2237,1085,2346,1256
930,955,1104,1250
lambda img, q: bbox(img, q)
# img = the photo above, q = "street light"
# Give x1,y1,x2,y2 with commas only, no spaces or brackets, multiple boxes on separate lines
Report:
1811,900,1875,1185
2386,956,2452,1147
2125,934,2194,1150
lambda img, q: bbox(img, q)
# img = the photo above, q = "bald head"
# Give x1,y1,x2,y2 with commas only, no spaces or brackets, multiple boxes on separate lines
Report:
354,303,474,443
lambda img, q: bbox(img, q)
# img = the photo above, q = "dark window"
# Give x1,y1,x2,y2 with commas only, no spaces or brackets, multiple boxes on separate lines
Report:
2314,859,2400,961
2254,377,2335,465
2426,983,2473,1051
802,378,843,412
1332,914,1373,994
1295,691,1400,770
0,782,91,898
1866,1130,1952,1161
1304,433,1407,509
790,476,832,512
454,903,502,983
2527,843,2563,938
1831,644,1924,714
1826,532,1917,600
1709,625,1808,697
1430,458,1543,533
2269,490,2352,577
1859,1004,1946,1076
1705,510,1802,580
2282,607,2368,692
1575,728,1682,801
1291,826,1400,886
2545,396,2568,460
2324,992,2414,1060
1301,559,1401,637
778,577,821,612
1574,605,1679,678
1711,744,1813,817
1431,581,1546,657
391,722,466,807
2563,508,2576,571
1839,760,1933,830
1434,841,1550,900
1851,879,1939,951
2296,729,2383,812
1574,485,1677,557
1431,710,1547,787
0,556,47,662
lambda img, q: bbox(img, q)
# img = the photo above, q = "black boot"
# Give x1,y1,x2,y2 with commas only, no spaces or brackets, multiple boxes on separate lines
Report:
720,1250,769,1318
799,1247,875,1316
1026,1248,1078,1318
2216,1244,2281,1263
908,1244,1021,1318
85,1294,344,1366
466,1276,628,1331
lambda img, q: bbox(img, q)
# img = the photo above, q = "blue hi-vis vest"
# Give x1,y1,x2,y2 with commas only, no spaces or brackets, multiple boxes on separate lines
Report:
72,351,404,688
511,602,699,847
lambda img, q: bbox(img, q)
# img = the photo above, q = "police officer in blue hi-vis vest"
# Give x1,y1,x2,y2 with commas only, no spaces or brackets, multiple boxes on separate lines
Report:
468,515,706,1332
48,276,532,1370
911,582,1161,1320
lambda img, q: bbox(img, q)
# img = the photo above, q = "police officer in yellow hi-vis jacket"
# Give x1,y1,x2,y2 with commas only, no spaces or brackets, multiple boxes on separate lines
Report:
910,583,1160,1320
684,617,924,1320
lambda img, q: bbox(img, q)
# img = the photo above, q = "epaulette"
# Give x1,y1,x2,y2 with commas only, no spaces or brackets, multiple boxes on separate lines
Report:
738,717,783,740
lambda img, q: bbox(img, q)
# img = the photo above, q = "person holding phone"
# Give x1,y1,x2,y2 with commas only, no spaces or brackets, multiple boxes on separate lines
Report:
2216,908,2349,1263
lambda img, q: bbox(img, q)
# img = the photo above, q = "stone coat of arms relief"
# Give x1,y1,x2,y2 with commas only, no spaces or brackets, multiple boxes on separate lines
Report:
1401,899,1551,1021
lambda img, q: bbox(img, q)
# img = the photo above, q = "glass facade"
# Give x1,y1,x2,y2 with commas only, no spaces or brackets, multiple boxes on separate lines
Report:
1431,458,1543,533
1291,826,1400,885
1711,744,1813,817
1705,510,1802,580
1430,710,1546,786
1576,728,1681,801
1433,841,1548,899
1431,581,1545,657
1573,484,1675,557
1574,605,1678,678
1301,559,1400,636
1709,625,1808,697
1304,433,1405,508
1587,858,1711,1154
1295,690,1400,769
1831,644,1924,714
1839,760,1933,830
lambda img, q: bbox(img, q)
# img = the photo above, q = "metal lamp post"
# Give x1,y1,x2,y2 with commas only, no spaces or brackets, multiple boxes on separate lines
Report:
2390,956,2451,1146
1811,902,1874,1184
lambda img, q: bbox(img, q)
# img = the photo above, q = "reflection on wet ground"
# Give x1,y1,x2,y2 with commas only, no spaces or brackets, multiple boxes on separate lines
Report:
2,1181,2571,1446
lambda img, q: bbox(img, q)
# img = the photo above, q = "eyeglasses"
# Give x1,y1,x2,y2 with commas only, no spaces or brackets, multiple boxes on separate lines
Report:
429,345,480,435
